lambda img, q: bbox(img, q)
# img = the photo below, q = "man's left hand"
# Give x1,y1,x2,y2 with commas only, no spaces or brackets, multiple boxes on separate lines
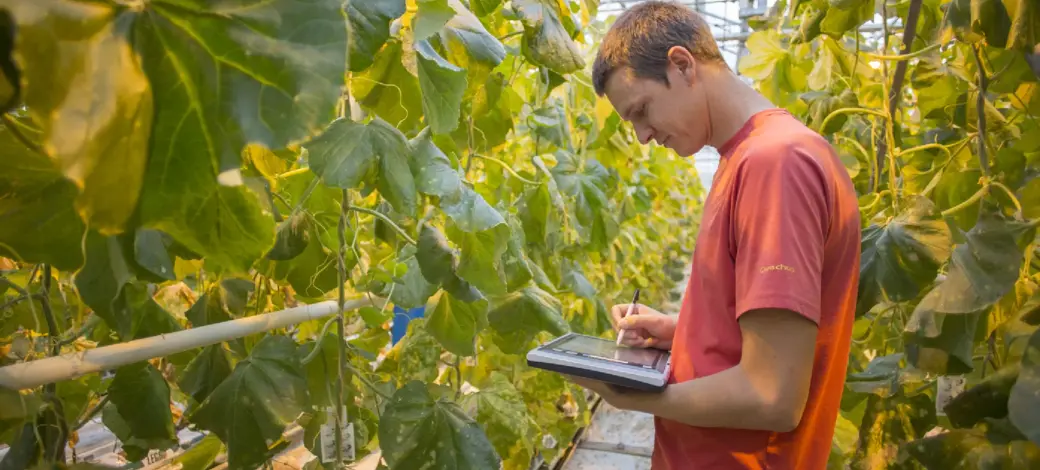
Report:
565,375,636,410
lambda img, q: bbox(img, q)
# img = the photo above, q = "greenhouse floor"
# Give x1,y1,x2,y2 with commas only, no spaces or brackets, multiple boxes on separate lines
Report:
559,402,654,470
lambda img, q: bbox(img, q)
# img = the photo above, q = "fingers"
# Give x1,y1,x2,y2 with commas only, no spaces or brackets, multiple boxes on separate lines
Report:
611,303,641,327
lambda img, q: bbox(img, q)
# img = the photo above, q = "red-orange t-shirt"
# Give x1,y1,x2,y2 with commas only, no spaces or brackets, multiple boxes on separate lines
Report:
652,109,861,469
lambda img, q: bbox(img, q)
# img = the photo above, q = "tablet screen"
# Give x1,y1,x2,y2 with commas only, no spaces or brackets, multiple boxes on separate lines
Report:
552,335,663,368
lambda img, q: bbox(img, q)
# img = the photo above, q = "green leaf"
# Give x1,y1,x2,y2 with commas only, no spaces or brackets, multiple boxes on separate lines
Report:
427,290,489,356
912,213,1024,315
379,381,501,469
414,0,456,41
512,0,585,74
905,311,984,374
172,435,224,470
133,0,348,274
411,128,463,198
178,343,234,405
0,123,85,270
74,232,133,337
352,39,424,132
271,224,344,298
348,0,407,72
450,223,510,296
131,229,175,282
186,290,233,328
905,418,1040,469
106,362,177,459
300,333,348,408
552,152,618,249
440,0,507,68
0,388,42,439
944,363,1019,428
858,197,952,314
519,177,565,247
306,118,417,215
487,285,569,352
820,0,875,38
461,372,535,463
441,185,507,233
417,225,456,284
1006,0,1040,51
935,169,984,231
851,393,937,466
1009,329,1040,445
470,0,504,16
191,335,310,470
946,0,1013,48
452,72,518,151
2,0,152,232
384,245,438,309
378,319,442,384
266,212,310,261
416,39,467,135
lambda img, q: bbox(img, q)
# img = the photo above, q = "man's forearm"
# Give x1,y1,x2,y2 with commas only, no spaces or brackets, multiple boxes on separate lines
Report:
618,364,799,432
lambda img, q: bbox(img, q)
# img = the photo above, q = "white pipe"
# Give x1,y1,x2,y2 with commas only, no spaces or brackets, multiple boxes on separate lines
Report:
0,298,376,390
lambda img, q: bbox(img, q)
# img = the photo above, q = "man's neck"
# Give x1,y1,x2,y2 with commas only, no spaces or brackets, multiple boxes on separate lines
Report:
701,67,775,150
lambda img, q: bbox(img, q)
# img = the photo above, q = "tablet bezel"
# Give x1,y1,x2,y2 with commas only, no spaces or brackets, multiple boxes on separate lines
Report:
526,333,671,392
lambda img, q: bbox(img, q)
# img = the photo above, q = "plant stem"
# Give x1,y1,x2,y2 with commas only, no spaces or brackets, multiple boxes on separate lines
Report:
73,395,109,430
2,114,43,155
971,45,990,174
471,154,539,185
40,264,69,462
341,360,392,400
864,41,939,61
896,143,953,162
335,189,349,468
820,108,889,135
276,167,312,179
346,206,417,245
289,177,320,217
941,185,990,217
989,182,1024,219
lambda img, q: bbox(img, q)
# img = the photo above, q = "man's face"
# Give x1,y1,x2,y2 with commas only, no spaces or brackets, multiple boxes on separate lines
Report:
602,64,709,157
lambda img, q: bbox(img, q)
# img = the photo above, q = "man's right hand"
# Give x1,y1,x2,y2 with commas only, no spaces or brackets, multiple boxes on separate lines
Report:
611,303,677,350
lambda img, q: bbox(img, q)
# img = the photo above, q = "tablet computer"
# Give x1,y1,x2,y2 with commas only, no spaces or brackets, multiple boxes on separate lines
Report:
526,332,671,392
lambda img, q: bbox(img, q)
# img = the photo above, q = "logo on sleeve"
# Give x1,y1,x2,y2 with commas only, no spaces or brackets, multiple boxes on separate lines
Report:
759,264,795,274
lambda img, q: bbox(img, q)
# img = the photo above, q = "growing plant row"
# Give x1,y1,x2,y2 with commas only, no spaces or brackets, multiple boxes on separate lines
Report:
0,1,700,469
739,0,1040,467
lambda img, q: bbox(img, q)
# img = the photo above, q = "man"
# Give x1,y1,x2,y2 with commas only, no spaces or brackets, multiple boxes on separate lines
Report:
564,2,861,469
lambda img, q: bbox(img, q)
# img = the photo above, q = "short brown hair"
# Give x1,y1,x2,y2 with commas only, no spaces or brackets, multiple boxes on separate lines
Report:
592,1,726,96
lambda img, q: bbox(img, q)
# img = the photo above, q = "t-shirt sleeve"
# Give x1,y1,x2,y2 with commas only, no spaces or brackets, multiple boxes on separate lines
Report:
731,147,830,324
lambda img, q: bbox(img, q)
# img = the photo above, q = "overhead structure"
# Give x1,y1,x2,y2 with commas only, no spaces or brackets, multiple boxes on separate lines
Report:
596,1,900,71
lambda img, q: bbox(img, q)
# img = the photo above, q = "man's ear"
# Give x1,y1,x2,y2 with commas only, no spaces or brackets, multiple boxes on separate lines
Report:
666,46,697,84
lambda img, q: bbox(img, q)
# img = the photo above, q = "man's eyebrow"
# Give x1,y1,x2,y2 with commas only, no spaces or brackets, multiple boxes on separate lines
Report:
622,101,637,121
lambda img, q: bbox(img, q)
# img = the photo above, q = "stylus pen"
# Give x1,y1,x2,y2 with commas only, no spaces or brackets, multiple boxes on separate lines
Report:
616,288,641,346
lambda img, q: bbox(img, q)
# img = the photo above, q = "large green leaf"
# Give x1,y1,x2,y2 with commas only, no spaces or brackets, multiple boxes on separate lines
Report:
190,335,310,470
858,197,952,314
944,363,1020,428
1,0,151,233
352,39,424,132
440,0,507,68
449,222,510,296
269,216,344,299
441,185,506,233
416,225,456,284
905,311,984,374
133,0,349,274
427,290,489,356
414,0,455,41
512,0,585,74
552,152,618,249
1009,329,1040,445
379,381,501,469
411,128,463,198
377,319,442,385
74,232,134,338
451,71,518,152
845,353,904,396
462,372,536,463
348,0,406,72
1006,0,1040,51
820,0,875,38
386,247,439,309
0,123,85,270
487,285,569,352
416,39,467,135
106,362,177,460
912,213,1024,315
737,30,809,108
178,343,234,405
851,393,937,467
905,418,1040,469
306,118,417,215
946,0,1013,48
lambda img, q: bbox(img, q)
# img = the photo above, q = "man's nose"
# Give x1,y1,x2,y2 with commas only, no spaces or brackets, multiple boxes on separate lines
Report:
636,125,654,145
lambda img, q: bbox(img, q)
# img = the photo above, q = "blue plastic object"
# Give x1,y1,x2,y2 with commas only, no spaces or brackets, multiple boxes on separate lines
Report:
390,305,426,345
